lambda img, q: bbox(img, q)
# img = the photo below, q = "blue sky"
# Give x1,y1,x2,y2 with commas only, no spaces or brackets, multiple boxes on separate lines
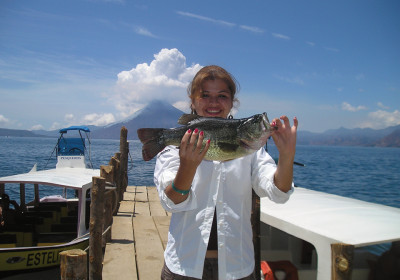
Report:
1,0,399,133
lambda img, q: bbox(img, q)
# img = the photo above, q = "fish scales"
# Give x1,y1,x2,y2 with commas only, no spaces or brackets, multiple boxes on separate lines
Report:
137,113,275,162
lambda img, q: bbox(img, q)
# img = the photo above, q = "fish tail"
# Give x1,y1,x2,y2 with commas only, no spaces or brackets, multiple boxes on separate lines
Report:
137,128,166,161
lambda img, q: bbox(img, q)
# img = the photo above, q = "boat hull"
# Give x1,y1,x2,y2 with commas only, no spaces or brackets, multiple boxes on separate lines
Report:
0,237,89,272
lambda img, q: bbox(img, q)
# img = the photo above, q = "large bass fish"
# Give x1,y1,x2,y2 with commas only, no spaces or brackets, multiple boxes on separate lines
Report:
137,113,276,162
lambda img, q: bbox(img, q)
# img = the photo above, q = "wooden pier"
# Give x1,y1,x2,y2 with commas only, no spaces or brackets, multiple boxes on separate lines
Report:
102,186,170,280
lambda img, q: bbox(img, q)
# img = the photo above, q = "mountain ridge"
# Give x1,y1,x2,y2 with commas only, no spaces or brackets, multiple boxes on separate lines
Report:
1,100,399,147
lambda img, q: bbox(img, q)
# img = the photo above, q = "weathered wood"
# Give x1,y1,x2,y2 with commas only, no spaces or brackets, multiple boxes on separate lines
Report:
153,216,171,250
119,127,128,197
89,176,105,280
100,165,114,184
103,186,171,280
108,157,120,214
134,187,148,202
331,243,354,280
100,165,115,245
0,183,4,196
103,190,113,245
133,216,165,280
60,249,87,280
103,214,136,280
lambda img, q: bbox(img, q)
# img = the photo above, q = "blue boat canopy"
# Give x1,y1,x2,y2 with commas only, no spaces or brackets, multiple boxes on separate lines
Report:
59,126,91,133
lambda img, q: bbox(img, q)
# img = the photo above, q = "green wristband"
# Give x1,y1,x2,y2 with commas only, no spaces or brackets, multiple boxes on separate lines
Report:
171,181,190,195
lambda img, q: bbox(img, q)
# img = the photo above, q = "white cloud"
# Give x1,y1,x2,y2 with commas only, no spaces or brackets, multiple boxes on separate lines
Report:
82,113,116,126
272,33,290,40
361,110,400,128
355,73,365,80
64,114,75,122
30,124,44,130
50,122,61,131
240,25,264,34
0,115,10,126
341,102,367,112
377,102,389,110
113,48,202,118
176,11,235,27
134,26,157,38
306,41,315,46
274,75,304,85
325,47,339,52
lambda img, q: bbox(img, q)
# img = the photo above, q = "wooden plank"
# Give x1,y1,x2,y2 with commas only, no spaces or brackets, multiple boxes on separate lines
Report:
133,216,165,280
118,200,135,216
103,213,136,279
111,215,134,241
149,200,167,216
134,186,148,202
153,216,171,250
147,187,159,201
134,201,151,216
103,243,137,280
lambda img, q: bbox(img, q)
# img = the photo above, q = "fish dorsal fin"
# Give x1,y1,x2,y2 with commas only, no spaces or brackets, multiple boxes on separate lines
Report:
178,114,202,125
217,142,239,152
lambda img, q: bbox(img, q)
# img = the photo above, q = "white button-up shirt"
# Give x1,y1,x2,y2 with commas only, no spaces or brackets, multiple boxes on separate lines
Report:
154,146,294,280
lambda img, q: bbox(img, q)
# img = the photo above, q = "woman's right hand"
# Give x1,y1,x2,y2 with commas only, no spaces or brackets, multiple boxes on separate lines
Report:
179,128,210,170
165,128,210,203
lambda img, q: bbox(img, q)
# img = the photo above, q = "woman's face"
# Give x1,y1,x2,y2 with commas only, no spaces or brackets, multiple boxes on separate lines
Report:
191,79,233,118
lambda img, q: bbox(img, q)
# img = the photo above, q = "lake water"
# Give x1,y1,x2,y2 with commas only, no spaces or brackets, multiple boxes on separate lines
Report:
0,136,399,209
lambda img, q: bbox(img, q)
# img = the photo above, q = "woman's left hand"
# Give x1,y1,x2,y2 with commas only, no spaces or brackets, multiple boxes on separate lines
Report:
271,116,298,160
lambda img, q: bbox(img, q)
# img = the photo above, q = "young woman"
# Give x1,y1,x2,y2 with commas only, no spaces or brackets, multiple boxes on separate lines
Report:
155,65,298,279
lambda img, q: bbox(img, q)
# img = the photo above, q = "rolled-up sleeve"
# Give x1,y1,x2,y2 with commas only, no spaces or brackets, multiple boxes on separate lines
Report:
153,146,198,212
251,148,294,203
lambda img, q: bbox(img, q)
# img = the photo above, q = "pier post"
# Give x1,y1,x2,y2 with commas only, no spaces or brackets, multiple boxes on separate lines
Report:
0,183,4,196
109,156,120,214
119,127,128,196
101,165,115,245
89,176,105,280
60,249,88,280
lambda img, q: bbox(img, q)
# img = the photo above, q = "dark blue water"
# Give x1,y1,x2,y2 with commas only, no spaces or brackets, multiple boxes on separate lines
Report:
1,137,399,208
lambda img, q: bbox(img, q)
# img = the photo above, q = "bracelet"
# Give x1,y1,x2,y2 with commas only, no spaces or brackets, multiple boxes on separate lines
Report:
171,181,190,196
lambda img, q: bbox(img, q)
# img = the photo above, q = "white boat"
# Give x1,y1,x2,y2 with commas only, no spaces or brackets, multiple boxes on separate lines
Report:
0,126,100,273
259,187,400,280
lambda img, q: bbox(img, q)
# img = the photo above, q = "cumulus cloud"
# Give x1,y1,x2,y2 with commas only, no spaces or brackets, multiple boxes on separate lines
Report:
113,48,202,118
64,114,75,123
31,124,44,130
50,122,61,131
377,102,389,110
0,115,10,126
82,113,116,126
341,102,367,112
361,110,400,128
